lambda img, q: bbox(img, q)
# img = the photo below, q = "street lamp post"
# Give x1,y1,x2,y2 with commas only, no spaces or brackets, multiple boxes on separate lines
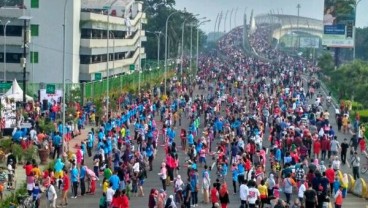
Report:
180,14,199,83
146,31,163,69
234,7,238,27
138,3,164,93
229,8,234,31
106,0,118,119
224,10,229,33
196,20,211,75
18,16,32,105
62,0,68,151
164,11,181,95
0,20,11,83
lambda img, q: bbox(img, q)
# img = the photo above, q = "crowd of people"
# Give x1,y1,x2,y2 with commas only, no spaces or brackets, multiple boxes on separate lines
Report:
3,21,367,208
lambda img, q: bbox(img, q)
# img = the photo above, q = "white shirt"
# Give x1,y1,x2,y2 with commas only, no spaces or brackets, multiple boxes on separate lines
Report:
132,162,140,173
298,183,306,198
106,187,115,202
247,187,260,204
239,184,249,201
30,129,37,140
332,160,341,170
47,185,57,200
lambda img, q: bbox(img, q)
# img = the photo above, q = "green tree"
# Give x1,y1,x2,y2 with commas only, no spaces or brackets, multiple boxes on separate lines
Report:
141,0,206,61
355,27,368,61
318,53,334,74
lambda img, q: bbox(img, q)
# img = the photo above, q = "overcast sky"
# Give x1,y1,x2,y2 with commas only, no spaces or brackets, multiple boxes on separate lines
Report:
174,0,368,33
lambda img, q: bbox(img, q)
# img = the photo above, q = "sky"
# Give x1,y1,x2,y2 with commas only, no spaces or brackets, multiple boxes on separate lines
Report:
174,0,368,33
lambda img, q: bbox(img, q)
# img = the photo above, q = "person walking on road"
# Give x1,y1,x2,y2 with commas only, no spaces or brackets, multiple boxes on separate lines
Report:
340,138,349,165
59,169,69,207
70,164,79,198
304,183,318,208
46,180,57,208
350,151,360,179
334,186,344,208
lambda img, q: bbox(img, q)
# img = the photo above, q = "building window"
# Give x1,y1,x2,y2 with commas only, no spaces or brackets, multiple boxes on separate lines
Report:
31,25,39,36
31,0,39,8
30,51,39,63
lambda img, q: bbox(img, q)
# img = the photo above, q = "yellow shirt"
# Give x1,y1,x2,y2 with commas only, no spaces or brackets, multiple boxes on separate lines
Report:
120,128,126,138
258,185,268,197
32,167,42,178
90,113,95,122
103,181,109,193
342,117,348,126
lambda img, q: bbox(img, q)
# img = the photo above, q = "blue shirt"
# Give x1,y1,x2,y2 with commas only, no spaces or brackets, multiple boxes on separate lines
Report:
87,133,94,147
187,134,194,145
53,135,61,146
80,166,87,179
109,175,120,190
71,168,79,182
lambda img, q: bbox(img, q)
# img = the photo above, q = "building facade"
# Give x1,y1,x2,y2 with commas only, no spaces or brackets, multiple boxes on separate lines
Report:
0,0,146,84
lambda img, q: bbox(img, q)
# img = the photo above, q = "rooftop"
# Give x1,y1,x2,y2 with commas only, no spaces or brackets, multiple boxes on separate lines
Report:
81,0,133,9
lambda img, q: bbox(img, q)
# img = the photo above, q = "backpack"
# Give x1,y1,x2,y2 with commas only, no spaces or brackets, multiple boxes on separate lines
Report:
182,183,192,199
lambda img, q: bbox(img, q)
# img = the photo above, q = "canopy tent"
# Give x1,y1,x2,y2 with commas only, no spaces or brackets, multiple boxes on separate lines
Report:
2,79,33,102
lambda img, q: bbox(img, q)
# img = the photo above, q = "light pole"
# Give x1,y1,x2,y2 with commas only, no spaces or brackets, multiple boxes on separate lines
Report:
213,12,220,42
189,17,205,78
18,16,32,105
62,0,68,151
106,0,118,119
229,8,234,31
296,3,301,49
0,20,11,83
224,10,229,33
109,31,116,74
138,3,164,93
234,7,238,27
181,14,199,83
146,31,163,69
196,20,211,75
164,10,181,95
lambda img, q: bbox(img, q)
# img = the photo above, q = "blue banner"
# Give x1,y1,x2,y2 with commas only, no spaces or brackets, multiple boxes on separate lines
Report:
324,24,345,35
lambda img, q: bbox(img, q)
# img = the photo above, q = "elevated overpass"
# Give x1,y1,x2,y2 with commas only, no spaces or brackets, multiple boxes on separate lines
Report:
255,14,323,40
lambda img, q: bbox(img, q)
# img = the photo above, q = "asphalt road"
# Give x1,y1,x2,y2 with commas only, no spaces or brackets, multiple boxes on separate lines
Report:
50,76,368,208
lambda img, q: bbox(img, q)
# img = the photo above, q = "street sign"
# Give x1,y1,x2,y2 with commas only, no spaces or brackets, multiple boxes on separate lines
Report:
103,6,110,10
46,84,56,94
129,64,135,71
95,73,102,81
0,83,11,90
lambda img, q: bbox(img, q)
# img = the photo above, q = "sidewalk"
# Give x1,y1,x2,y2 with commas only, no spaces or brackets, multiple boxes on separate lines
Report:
64,128,90,154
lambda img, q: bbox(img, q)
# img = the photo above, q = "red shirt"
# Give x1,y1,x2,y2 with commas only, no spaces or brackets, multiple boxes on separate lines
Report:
24,164,33,176
325,168,335,184
210,187,219,203
63,175,70,191
120,195,129,208
313,140,321,154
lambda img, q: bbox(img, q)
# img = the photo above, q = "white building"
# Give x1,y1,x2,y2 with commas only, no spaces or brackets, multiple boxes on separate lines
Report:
0,0,146,84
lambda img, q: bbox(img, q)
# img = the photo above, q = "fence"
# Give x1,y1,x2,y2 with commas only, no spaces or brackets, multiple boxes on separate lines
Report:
1,65,174,104
84,67,171,100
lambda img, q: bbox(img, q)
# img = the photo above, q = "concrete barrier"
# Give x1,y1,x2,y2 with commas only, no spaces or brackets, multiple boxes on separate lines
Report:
352,178,367,197
348,174,355,193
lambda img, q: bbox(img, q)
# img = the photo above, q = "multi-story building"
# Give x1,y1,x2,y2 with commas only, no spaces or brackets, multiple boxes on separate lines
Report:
0,0,146,84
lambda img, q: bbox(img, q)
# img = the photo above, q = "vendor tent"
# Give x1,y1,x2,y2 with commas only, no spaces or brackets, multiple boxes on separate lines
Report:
2,79,33,102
